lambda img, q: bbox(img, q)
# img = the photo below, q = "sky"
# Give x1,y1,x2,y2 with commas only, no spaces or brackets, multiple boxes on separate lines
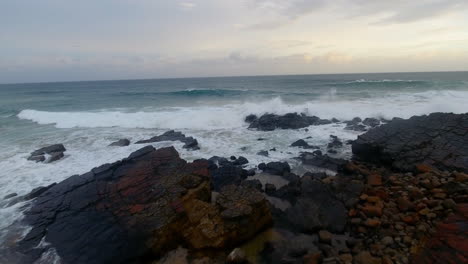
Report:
1,0,468,83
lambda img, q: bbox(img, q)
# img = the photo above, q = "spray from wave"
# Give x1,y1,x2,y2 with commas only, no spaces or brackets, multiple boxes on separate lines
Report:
17,90,468,129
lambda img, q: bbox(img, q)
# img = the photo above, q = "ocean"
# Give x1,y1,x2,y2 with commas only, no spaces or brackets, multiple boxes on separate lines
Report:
0,71,468,250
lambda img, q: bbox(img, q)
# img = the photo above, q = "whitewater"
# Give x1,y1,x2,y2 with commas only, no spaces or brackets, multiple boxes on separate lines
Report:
1,72,468,254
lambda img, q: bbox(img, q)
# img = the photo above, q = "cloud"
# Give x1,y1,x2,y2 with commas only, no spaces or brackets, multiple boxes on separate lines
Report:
179,2,196,9
245,0,468,30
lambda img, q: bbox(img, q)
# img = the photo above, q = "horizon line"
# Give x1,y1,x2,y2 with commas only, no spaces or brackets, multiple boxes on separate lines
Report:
1,70,467,86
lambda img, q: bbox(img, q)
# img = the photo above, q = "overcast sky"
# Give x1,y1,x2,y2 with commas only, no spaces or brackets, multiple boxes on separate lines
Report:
1,0,468,83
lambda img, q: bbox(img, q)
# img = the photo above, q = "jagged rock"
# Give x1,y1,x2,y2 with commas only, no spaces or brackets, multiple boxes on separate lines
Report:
28,144,66,163
327,135,343,149
108,139,130,147
352,113,468,172
362,118,380,128
233,156,249,166
291,139,319,149
136,130,200,150
257,150,269,157
245,114,258,123
247,113,331,131
30,144,66,156
17,147,271,264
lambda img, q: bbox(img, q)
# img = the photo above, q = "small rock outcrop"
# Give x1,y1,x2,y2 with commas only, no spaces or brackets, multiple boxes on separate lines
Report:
108,138,130,147
352,113,468,172
17,146,271,264
246,113,331,131
27,144,66,163
136,130,200,150
290,139,318,149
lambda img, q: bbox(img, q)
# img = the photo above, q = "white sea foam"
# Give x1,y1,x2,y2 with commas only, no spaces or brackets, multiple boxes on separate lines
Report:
17,90,468,129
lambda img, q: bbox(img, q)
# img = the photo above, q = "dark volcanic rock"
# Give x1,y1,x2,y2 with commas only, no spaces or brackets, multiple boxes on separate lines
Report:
136,130,200,150
259,162,291,176
362,117,380,128
30,144,66,156
108,138,130,147
272,175,351,234
210,163,245,191
248,113,331,131
245,114,258,123
233,156,249,166
352,113,468,172
291,139,319,149
28,144,66,163
257,150,269,157
17,147,271,264
327,135,343,149
299,152,347,172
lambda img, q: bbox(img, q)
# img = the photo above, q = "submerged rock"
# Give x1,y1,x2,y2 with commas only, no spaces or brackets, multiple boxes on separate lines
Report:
352,113,468,172
108,138,130,147
17,146,271,264
27,144,66,163
136,130,200,150
247,113,331,131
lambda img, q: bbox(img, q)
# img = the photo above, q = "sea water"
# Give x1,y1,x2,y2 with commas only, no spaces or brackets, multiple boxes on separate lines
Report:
1,71,468,249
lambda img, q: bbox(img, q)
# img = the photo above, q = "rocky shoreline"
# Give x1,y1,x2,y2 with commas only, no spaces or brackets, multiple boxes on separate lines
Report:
4,112,468,264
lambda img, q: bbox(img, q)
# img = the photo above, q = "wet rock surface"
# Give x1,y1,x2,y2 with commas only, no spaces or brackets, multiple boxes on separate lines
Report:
246,113,332,131
27,144,66,163
136,130,200,150
108,138,130,146
17,147,271,264
352,113,468,172
299,151,347,172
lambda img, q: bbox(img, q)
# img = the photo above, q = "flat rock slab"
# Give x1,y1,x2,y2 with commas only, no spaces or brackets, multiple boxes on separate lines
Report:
352,113,468,172
246,113,332,131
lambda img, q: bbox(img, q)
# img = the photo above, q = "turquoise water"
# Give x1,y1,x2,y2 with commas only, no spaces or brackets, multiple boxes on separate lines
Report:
0,71,468,251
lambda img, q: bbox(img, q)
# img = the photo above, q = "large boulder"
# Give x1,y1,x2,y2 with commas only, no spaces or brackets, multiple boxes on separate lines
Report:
272,174,356,234
27,144,66,163
247,113,331,131
17,146,271,264
136,130,199,150
352,113,468,172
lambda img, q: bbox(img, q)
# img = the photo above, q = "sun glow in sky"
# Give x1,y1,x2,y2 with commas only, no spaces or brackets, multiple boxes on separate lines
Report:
1,0,468,83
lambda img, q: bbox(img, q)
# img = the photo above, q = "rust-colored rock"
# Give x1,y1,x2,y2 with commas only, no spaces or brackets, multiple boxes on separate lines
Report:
367,174,382,186
16,146,271,264
411,203,468,264
416,164,433,174
362,204,383,217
